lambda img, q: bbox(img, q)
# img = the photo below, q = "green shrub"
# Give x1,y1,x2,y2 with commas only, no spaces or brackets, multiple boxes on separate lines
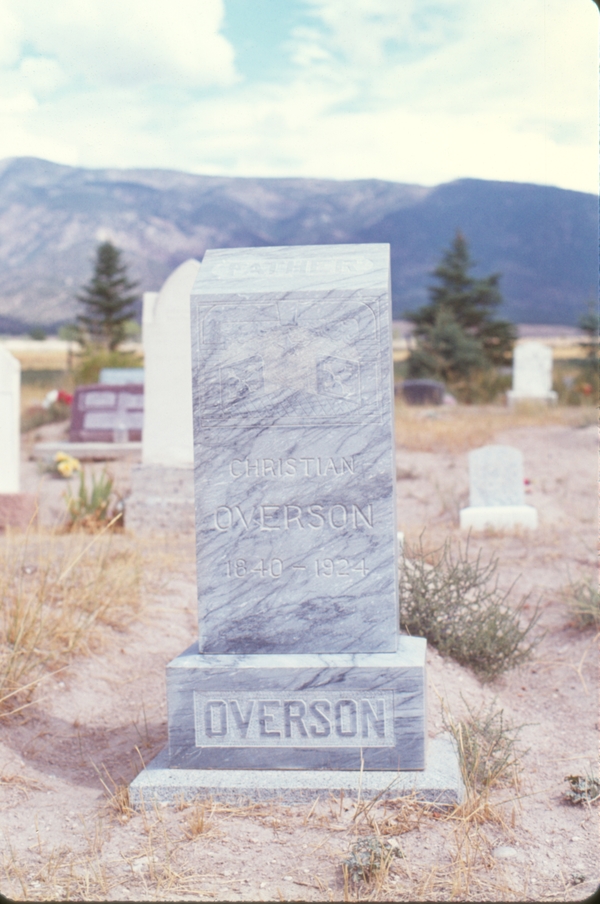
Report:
72,347,142,386
564,773,600,805
21,401,70,433
399,537,541,680
64,469,122,531
562,577,600,630
342,835,402,885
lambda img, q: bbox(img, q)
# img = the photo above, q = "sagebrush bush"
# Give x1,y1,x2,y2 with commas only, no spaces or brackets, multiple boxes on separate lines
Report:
399,537,540,680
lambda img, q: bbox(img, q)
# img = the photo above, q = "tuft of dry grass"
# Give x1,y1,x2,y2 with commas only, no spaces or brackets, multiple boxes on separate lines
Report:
0,528,143,716
394,402,594,453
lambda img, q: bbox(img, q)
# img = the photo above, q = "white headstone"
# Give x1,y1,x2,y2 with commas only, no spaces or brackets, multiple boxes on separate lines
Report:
460,444,537,530
508,342,557,402
142,260,200,466
0,345,20,494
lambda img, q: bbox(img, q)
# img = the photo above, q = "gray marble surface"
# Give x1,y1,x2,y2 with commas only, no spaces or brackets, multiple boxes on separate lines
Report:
190,244,398,654
468,444,525,508
165,638,426,770
130,734,464,806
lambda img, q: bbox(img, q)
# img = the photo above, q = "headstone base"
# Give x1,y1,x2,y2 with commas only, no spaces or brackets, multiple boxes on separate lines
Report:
0,493,37,531
130,734,463,806
125,464,195,533
506,390,558,406
166,639,426,771
460,505,538,531
32,441,142,463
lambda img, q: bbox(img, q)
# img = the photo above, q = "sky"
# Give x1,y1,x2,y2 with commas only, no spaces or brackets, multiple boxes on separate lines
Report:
0,0,597,193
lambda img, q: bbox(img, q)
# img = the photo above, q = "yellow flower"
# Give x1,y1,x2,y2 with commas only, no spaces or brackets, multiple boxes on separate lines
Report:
54,453,81,477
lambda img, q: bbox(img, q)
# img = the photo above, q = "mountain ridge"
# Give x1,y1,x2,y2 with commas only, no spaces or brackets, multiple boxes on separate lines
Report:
0,157,596,332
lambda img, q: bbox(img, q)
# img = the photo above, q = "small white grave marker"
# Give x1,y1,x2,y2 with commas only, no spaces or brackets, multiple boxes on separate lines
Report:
460,444,537,531
507,342,557,404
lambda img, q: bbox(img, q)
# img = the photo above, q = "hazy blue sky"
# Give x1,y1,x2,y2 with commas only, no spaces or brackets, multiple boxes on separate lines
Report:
0,0,596,192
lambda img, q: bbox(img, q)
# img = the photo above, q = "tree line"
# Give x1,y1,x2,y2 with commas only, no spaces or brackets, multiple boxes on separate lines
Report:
72,235,597,402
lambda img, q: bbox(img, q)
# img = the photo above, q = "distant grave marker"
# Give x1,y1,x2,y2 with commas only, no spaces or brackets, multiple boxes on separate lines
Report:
507,342,557,404
0,345,37,530
401,379,445,405
69,383,143,443
126,259,200,533
460,444,537,530
99,368,144,385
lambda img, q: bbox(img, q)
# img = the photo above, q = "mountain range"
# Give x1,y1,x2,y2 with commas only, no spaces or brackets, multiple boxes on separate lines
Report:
0,156,596,333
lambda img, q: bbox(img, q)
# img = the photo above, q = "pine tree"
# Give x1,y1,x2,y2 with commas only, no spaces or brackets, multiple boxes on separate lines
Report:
406,231,516,385
76,241,139,350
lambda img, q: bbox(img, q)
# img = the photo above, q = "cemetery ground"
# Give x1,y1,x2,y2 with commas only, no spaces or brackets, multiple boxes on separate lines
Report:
0,403,598,902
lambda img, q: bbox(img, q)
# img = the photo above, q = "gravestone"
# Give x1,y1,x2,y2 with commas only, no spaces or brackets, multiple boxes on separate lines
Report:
460,444,538,530
69,383,144,443
401,379,445,405
99,368,144,385
131,244,464,804
125,259,200,533
507,341,557,404
0,346,37,529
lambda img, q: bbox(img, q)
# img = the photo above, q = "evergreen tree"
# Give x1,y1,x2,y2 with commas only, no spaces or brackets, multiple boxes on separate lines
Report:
406,231,516,385
76,241,139,350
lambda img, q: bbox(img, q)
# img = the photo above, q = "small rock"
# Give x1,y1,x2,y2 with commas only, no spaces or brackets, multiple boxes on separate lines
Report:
283,876,294,882
493,846,526,862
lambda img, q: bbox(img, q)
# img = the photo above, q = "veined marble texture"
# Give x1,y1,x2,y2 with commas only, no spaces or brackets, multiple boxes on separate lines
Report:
166,639,427,770
190,245,397,655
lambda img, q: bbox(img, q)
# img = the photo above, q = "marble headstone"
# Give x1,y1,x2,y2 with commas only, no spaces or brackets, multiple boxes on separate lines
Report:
125,259,200,533
507,342,557,403
69,384,144,443
191,245,398,655
460,444,537,530
161,244,427,774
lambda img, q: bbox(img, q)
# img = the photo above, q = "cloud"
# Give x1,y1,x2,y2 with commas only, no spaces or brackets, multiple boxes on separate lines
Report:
0,0,596,193
0,0,237,89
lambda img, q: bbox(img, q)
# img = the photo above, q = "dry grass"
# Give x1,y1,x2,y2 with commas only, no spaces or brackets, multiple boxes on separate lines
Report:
394,402,595,453
0,528,144,716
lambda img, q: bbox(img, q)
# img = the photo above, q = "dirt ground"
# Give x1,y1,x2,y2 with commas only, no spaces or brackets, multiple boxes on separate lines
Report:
0,408,598,901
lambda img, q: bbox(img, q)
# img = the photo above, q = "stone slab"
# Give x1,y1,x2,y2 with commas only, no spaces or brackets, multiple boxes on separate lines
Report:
507,390,558,405
69,383,144,443
125,464,195,533
166,638,426,771
32,441,142,462
468,444,525,508
460,505,538,531
130,734,463,806
0,345,20,494
509,341,556,399
99,368,144,385
190,244,398,655
0,494,37,531
142,259,200,467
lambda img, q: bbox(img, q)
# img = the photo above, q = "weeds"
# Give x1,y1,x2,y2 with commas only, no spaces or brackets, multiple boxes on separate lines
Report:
562,577,600,630
444,700,524,800
0,530,142,715
564,774,600,805
399,536,541,680
64,468,121,530
342,835,402,886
